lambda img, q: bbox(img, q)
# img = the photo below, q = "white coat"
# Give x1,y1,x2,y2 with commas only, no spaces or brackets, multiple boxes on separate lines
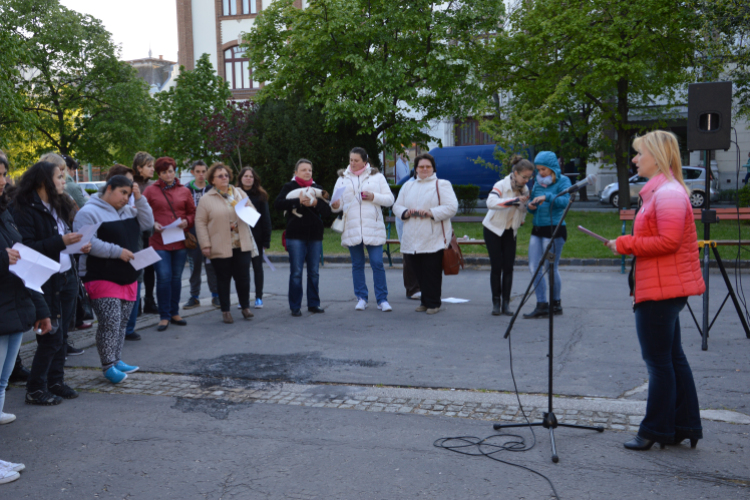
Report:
331,166,394,247
392,173,458,254
482,175,529,237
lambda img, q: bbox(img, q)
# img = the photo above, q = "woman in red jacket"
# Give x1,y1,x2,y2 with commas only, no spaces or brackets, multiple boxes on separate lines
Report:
143,157,196,331
607,130,705,451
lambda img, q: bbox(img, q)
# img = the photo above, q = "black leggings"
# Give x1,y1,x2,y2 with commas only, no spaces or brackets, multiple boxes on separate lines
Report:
251,248,264,299
484,226,517,302
212,248,252,312
142,233,155,300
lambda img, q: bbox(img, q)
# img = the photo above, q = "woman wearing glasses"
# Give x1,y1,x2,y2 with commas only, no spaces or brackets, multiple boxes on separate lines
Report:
195,164,258,324
482,156,533,316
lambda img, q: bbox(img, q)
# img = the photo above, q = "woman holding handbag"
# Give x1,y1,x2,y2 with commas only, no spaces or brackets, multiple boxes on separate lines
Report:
196,164,259,324
392,153,458,314
330,147,394,312
143,157,196,331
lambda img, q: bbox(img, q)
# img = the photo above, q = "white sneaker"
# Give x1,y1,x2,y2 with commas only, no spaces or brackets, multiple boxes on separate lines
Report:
409,292,422,300
378,301,393,312
0,468,19,484
0,412,16,425
355,299,367,311
0,459,25,472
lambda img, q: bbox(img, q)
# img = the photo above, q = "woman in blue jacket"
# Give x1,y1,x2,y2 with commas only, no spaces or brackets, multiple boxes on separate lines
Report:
524,151,572,319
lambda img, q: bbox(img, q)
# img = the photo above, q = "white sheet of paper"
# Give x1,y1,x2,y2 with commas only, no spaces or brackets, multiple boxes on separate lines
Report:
330,186,345,205
235,197,261,227
262,253,276,271
128,194,135,206
62,222,102,254
442,297,470,303
161,218,185,245
129,247,162,271
8,243,61,293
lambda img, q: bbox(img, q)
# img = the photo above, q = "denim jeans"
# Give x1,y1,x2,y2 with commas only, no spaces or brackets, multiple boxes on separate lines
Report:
634,297,702,442
349,243,388,304
528,235,565,303
286,239,321,311
0,332,24,413
125,281,141,336
154,249,188,320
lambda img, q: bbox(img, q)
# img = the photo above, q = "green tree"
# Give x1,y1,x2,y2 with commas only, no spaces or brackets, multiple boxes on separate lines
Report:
0,28,32,139
482,0,699,209
245,0,503,152
155,54,232,166
0,0,155,165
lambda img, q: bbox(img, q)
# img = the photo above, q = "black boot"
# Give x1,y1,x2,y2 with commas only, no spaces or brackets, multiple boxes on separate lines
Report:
501,299,514,317
523,302,549,319
9,354,30,384
143,296,158,315
551,300,563,315
492,297,501,316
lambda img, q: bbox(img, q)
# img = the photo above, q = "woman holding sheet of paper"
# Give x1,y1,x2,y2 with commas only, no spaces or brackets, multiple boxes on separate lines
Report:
142,157,195,331
74,175,154,384
237,167,272,309
12,160,92,405
195,164,258,324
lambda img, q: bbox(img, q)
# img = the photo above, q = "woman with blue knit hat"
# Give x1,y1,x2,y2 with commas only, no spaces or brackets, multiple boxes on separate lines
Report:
523,151,572,319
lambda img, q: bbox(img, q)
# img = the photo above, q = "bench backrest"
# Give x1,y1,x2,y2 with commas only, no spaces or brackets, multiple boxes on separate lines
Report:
619,207,750,221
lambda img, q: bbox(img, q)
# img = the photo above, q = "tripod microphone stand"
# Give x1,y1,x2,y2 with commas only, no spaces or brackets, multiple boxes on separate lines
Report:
494,191,603,463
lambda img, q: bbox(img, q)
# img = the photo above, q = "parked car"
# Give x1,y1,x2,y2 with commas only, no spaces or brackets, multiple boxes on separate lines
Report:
598,166,718,208
77,181,106,199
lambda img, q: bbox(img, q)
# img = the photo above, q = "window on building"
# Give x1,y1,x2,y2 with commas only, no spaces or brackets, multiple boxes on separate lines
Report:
223,0,237,16
224,46,260,90
242,0,257,15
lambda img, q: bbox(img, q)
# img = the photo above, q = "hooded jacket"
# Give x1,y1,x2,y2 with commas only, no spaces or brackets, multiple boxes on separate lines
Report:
527,151,572,229
482,174,529,238
393,173,458,254
331,165,394,247
143,179,196,251
73,194,154,281
616,173,705,304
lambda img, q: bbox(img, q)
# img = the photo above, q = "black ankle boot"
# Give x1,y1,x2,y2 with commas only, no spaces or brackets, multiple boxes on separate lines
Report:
501,299,514,316
9,355,30,384
551,300,563,315
523,302,549,319
624,435,665,450
492,297,501,316
143,296,158,314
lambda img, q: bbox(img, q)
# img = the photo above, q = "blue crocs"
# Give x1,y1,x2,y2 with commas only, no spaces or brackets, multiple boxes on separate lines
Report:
115,360,139,374
104,366,128,384
255,298,263,309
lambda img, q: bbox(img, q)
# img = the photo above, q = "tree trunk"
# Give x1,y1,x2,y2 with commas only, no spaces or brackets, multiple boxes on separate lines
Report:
615,78,631,210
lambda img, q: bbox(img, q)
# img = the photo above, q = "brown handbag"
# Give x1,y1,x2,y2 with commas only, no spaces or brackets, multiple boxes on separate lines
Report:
436,180,464,275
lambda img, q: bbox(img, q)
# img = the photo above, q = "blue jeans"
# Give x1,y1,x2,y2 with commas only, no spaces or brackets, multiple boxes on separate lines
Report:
634,297,702,442
349,243,388,304
528,235,565,303
287,239,321,311
125,281,141,336
154,249,187,320
0,332,23,413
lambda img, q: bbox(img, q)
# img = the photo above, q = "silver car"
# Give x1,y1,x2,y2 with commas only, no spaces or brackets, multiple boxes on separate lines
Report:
598,166,718,208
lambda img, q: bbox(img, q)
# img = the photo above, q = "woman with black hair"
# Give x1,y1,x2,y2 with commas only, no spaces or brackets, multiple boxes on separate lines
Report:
237,166,272,308
73,175,154,384
12,159,91,405
132,152,158,315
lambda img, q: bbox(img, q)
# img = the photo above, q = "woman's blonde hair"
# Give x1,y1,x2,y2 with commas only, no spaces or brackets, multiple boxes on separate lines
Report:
632,130,689,194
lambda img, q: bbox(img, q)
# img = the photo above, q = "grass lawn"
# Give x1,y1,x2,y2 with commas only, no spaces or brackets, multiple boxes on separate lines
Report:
267,211,750,261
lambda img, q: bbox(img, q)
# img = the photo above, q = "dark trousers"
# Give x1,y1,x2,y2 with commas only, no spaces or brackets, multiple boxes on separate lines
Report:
402,253,420,297
143,233,155,300
410,250,444,309
634,296,702,442
187,243,217,298
251,247,265,299
212,248,252,312
484,227,517,302
27,269,78,392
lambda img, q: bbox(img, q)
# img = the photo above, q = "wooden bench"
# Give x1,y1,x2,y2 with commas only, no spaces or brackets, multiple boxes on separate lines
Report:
617,207,750,273
383,215,486,266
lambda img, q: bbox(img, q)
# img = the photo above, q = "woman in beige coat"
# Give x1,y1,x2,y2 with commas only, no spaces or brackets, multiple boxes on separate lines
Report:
195,164,258,323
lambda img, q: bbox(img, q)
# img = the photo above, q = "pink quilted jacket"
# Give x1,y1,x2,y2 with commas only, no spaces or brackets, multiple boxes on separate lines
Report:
616,173,705,304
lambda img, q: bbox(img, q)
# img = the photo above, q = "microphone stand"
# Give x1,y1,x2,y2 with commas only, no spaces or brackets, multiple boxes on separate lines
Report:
494,191,603,463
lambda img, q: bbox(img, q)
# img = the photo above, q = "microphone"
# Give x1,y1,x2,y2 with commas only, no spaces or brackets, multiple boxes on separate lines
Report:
556,174,596,196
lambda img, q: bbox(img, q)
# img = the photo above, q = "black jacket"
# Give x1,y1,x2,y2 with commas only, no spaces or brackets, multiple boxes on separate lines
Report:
0,207,50,336
241,188,272,249
274,180,331,241
12,192,77,321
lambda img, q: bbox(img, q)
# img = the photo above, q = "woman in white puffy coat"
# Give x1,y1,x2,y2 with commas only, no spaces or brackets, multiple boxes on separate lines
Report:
392,153,458,314
331,147,395,312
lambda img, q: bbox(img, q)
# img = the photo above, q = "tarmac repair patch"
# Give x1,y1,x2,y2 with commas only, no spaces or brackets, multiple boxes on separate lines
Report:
171,397,253,420
190,352,385,384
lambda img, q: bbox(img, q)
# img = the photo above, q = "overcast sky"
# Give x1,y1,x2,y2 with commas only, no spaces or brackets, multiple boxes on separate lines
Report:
60,0,178,62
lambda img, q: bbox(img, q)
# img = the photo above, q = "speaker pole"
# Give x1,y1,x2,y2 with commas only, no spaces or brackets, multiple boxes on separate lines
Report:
701,150,712,351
